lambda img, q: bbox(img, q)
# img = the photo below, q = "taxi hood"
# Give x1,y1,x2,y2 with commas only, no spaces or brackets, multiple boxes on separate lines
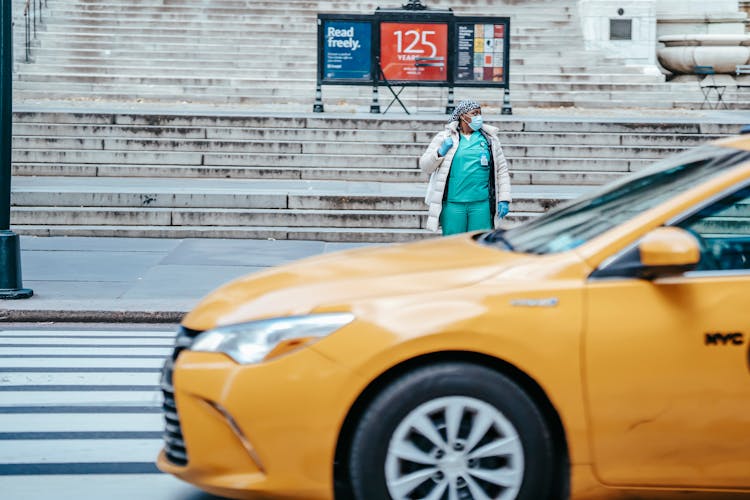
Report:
182,235,529,331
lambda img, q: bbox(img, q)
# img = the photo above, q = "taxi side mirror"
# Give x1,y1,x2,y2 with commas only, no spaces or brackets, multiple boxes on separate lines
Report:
638,227,701,270
591,227,701,280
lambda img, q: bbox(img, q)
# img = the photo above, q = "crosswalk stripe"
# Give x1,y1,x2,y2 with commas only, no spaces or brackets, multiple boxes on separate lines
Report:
0,358,166,368
0,413,163,432
0,354,168,359
0,390,161,406
0,373,160,385
1,367,161,373
0,338,174,346
1,347,172,356
0,332,175,339
0,431,163,440
0,474,193,495
0,439,164,464
0,406,161,414
0,330,176,336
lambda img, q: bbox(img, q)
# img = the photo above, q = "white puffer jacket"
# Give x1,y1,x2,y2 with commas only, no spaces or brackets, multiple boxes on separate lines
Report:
419,121,511,232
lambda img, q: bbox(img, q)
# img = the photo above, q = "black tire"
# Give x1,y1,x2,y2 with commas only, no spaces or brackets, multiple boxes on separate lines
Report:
348,362,556,500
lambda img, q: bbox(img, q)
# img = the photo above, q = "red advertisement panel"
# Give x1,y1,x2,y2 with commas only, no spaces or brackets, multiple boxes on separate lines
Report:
380,22,448,81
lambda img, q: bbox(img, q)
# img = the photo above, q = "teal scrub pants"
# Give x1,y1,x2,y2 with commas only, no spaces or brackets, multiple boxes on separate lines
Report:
440,200,493,236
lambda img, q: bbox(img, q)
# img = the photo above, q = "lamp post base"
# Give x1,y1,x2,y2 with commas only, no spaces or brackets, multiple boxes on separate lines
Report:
0,230,33,300
0,288,33,299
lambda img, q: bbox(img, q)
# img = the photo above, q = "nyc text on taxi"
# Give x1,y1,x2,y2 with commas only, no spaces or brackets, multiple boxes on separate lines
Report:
158,136,750,500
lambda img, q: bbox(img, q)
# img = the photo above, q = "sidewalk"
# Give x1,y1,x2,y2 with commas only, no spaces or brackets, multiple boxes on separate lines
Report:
0,236,379,323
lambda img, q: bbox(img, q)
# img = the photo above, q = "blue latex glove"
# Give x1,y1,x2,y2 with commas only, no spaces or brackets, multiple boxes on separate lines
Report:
437,137,453,157
497,201,510,218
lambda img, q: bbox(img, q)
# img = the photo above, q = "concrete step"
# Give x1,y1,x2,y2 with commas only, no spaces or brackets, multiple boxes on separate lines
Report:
10,155,647,174
11,136,688,159
14,72,322,86
28,27,580,41
21,83,685,103
15,67,670,93
42,17,575,33
42,3,572,15
13,111,738,135
11,161,631,188
10,224,434,243
12,88,701,107
12,91,706,111
12,123,723,146
20,57,317,70
17,57,614,72
10,206,429,229
17,65,318,79
10,177,584,212
11,163,426,182
11,123,417,142
20,48,315,62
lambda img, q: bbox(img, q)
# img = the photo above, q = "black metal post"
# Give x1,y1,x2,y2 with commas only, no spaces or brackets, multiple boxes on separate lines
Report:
370,83,380,113
24,8,29,63
0,0,33,299
445,86,455,114
313,82,324,113
501,88,513,115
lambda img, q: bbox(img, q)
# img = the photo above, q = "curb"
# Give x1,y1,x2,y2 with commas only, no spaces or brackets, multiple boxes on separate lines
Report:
0,309,185,323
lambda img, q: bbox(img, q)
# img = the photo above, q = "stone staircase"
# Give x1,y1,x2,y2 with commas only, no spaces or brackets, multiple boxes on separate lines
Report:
11,0,724,110
9,110,742,242
8,0,747,243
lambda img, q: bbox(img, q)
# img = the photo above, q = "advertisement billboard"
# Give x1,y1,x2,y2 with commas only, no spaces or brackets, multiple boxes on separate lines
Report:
379,22,448,82
455,20,509,85
315,13,510,90
320,17,373,82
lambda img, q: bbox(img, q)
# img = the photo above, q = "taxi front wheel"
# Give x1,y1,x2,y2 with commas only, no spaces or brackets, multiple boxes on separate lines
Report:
348,362,556,500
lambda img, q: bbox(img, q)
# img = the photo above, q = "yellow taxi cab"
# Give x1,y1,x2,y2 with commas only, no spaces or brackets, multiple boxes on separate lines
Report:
157,135,750,500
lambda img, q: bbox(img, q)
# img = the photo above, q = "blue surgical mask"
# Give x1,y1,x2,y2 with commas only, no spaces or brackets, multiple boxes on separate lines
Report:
468,115,483,131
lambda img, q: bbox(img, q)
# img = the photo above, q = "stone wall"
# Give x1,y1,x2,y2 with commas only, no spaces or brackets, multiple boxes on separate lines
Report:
656,0,747,35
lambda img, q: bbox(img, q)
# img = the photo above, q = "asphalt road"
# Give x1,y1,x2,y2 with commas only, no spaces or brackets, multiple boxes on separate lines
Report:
0,323,228,500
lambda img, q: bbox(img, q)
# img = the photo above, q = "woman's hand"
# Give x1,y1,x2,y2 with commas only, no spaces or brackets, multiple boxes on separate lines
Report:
437,137,453,157
497,201,510,218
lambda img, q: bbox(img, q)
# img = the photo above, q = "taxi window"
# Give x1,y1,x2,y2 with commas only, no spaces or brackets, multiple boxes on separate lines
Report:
677,185,750,271
484,146,750,254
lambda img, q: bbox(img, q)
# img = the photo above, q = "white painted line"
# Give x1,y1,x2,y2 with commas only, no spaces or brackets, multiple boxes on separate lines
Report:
0,439,163,464
0,413,163,433
0,348,172,356
0,359,165,369
0,474,200,500
0,373,161,386
0,331,175,338
0,338,174,346
0,392,162,407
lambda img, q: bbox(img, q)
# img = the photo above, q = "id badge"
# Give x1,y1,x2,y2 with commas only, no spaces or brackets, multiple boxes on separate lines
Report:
480,141,490,167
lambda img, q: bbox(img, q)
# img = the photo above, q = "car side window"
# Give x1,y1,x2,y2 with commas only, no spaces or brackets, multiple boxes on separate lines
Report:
676,185,750,271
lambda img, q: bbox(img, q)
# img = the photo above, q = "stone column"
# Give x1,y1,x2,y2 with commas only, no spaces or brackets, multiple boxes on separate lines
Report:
579,0,662,75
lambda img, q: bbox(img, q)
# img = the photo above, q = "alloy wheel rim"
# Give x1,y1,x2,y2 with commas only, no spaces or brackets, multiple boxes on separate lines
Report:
384,396,524,500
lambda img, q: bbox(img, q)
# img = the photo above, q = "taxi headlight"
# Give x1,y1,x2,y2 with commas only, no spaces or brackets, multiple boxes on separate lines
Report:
189,313,354,364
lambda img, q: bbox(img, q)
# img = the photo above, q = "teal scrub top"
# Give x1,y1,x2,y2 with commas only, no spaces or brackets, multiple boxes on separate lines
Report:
445,131,491,203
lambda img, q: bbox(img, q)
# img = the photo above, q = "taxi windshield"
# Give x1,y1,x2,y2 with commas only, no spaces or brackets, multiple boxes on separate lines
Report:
484,145,750,254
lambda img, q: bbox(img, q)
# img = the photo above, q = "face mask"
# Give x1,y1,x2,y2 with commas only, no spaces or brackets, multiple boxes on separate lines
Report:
466,115,483,131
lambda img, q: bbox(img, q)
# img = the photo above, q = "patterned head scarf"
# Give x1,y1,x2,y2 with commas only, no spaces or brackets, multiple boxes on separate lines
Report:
449,99,481,122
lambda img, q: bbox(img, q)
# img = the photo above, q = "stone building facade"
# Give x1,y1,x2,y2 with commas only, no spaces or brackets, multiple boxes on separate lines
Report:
579,0,747,74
